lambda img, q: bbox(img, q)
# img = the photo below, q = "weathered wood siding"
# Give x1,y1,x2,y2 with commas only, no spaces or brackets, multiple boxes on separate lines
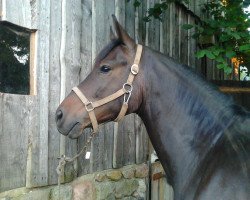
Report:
0,0,32,28
0,0,204,193
0,94,35,192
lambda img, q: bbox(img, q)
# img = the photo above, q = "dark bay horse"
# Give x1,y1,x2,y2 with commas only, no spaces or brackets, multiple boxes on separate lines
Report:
56,16,250,200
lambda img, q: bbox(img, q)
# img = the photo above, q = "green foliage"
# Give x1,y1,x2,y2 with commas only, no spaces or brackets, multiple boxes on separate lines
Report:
191,0,250,74
132,0,250,74
131,0,188,21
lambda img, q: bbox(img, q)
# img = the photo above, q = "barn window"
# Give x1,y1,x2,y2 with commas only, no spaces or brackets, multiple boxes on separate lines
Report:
0,22,36,95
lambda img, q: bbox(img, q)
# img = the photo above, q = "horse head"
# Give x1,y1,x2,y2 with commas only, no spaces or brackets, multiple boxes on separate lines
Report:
56,16,144,138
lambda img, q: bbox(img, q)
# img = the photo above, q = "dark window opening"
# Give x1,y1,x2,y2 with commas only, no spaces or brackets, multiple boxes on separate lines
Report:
0,22,31,95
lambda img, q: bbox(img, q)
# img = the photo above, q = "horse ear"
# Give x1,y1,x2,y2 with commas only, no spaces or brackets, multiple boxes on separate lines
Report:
110,26,117,40
112,15,136,50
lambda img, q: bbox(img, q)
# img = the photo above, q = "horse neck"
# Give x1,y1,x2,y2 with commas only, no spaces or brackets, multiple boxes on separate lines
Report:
138,47,235,196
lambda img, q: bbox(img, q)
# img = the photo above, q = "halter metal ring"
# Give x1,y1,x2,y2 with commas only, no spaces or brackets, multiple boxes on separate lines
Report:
131,64,139,75
123,83,133,93
85,101,94,112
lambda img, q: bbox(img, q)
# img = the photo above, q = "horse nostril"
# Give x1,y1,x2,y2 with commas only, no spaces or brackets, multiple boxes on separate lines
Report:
56,110,63,121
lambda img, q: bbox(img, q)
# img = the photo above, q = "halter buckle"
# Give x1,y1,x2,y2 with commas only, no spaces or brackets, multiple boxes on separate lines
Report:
85,101,94,112
131,64,139,75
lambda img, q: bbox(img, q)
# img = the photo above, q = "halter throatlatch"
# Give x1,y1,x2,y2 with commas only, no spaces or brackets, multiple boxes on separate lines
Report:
72,44,143,133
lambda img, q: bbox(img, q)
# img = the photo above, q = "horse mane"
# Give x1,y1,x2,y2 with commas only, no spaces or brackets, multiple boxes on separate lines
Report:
163,54,250,149
155,52,250,196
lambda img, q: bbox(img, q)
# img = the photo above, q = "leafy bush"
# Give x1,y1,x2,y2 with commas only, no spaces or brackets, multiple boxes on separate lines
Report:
132,0,250,74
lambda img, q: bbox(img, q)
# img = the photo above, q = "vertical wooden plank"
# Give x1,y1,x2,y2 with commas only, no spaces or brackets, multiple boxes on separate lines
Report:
78,130,92,175
80,0,92,81
26,0,50,187
26,96,39,188
188,15,196,68
135,115,148,164
120,115,136,165
91,0,115,172
125,0,135,39
0,95,30,192
121,0,137,166
30,0,38,29
206,58,215,80
113,0,126,169
137,0,147,45
145,0,149,46
58,0,67,183
30,32,37,96
174,4,180,61
99,11,116,170
0,0,2,19
213,59,224,80
151,162,174,200
115,0,125,25
151,162,160,200
47,0,62,185
103,122,114,170
135,1,149,165
162,4,170,56
163,177,174,200
168,3,174,58
63,0,82,181
147,0,160,51
36,0,50,186
78,0,93,176
65,0,82,93
179,7,189,65
113,121,123,168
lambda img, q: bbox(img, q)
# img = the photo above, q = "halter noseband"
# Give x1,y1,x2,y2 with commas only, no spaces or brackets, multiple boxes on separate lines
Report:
72,44,143,133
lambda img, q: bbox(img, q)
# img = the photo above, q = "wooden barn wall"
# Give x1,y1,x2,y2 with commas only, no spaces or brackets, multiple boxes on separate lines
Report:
0,0,38,192
0,0,205,192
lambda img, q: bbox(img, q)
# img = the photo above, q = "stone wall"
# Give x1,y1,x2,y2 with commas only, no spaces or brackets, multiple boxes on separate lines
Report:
0,163,149,200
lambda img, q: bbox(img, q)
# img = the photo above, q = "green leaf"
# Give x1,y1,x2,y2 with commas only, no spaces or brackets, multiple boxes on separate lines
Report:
225,51,236,59
212,48,224,56
196,50,207,58
224,67,232,74
239,44,250,51
219,34,231,42
206,51,216,59
217,63,227,69
231,32,241,40
182,24,194,30
215,56,225,63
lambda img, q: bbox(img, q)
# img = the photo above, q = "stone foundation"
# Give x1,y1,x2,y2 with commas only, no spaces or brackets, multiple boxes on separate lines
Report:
0,163,149,200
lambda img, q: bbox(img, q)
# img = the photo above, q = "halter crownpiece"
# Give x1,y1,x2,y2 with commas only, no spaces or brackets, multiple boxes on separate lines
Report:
72,44,143,133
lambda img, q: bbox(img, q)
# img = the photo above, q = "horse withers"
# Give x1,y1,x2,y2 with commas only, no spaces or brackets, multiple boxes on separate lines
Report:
56,16,250,200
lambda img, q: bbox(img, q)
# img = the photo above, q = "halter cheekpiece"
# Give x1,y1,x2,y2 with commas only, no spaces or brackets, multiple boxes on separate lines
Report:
72,44,143,133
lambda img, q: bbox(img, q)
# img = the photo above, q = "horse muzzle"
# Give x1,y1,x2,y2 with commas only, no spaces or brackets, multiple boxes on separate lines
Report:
55,107,90,138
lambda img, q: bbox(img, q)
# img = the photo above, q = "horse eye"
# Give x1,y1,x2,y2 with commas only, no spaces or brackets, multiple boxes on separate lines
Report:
100,65,111,73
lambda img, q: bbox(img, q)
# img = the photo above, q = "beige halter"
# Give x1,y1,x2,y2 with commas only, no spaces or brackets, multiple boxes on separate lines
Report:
72,44,143,133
